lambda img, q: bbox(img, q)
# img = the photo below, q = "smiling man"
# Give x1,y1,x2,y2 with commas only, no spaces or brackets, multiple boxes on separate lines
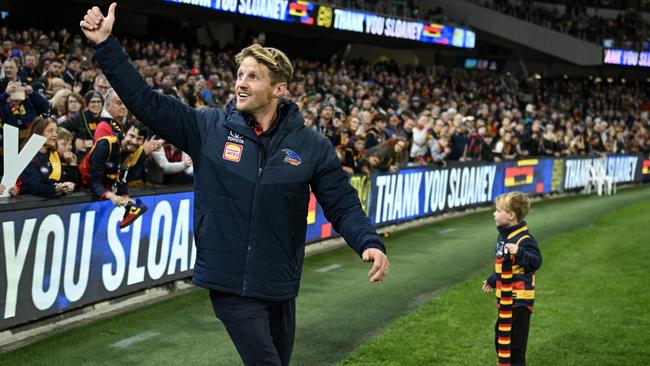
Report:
80,4,389,365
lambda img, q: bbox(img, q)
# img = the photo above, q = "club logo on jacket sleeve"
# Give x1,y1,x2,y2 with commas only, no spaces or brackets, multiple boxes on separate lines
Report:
223,142,243,162
282,148,302,166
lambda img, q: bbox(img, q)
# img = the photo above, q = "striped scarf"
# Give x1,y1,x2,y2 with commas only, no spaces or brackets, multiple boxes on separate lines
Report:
496,254,514,366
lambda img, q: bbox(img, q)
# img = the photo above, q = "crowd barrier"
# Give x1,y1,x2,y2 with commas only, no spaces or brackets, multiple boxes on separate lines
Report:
1,154,648,330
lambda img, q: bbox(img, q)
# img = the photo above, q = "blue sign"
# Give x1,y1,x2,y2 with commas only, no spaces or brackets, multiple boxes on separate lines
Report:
164,0,476,48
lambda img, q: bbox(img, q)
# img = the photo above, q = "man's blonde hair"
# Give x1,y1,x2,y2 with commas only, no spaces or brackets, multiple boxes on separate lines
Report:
235,44,293,85
495,191,531,221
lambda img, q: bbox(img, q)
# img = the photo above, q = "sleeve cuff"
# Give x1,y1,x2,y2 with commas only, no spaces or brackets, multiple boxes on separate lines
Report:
92,34,117,51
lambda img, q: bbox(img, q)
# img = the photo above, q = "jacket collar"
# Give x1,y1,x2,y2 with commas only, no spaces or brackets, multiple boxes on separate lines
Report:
497,220,528,239
223,98,303,141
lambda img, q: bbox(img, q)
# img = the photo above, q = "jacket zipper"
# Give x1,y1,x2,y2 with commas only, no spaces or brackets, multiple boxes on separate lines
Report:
242,151,263,295
241,128,289,295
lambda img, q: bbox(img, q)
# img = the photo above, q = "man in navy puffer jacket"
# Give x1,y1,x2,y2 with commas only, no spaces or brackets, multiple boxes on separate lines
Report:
81,4,389,365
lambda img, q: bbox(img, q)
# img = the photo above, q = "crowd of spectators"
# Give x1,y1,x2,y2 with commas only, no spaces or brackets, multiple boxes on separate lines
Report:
0,25,648,200
474,0,650,49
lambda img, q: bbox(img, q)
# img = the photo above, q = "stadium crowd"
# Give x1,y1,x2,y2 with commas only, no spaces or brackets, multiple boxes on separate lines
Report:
473,0,650,49
0,25,648,200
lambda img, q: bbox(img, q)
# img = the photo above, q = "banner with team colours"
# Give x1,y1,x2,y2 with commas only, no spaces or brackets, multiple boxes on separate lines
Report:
1,192,196,330
368,163,498,225
2,154,647,330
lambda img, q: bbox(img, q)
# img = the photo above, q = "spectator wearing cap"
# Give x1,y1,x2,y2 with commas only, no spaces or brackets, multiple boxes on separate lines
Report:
316,101,336,144
210,80,226,106
59,90,104,159
1,59,23,94
63,56,81,86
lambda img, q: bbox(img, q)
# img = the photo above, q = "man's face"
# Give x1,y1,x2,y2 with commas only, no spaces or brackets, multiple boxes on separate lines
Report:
320,106,333,120
49,61,63,76
25,55,36,68
3,60,17,78
122,126,145,153
68,60,80,72
235,56,276,116
107,93,128,121
95,79,110,95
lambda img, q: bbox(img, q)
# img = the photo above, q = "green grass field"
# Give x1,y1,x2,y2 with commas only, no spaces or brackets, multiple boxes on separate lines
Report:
341,190,650,366
2,186,650,365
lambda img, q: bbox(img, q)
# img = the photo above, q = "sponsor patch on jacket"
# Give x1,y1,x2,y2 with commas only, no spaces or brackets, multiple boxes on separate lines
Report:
223,142,243,162
227,130,245,144
282,148,302,166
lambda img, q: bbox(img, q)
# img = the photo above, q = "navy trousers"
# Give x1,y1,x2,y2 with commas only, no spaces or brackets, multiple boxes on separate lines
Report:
210,290,296,366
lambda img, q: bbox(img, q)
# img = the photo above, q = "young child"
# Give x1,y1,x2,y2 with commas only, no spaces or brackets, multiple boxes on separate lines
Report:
482,191,542,366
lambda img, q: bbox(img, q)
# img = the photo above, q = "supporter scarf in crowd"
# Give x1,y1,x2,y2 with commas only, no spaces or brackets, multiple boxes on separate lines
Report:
48,151,62,181
10,102,26,119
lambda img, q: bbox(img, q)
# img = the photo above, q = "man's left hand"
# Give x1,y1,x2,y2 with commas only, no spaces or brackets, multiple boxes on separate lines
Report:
362,248,389,283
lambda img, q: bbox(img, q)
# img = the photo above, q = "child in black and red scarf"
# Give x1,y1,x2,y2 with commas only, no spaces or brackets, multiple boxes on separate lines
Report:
483,192,542,366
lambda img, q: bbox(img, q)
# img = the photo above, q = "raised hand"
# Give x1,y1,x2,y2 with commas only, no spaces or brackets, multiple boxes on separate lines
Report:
79,3,117,45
